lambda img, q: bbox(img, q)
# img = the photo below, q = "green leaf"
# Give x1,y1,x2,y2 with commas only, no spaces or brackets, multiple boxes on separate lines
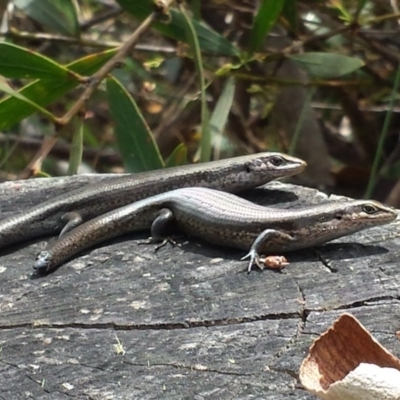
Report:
0,76,54,119
0,76,34,103
14,0,80,36
248,0,284,54
365,55,400,197
289,87,316,155
381,161,400,179
0,49,116,130
106,76,164,172
180,3,210,162
68,118,84,175
282,0,298,34
288,52,364,79
210,77,235,156
356,0,368,18
0,42,75,79
165,143,187,168
116,0,239,56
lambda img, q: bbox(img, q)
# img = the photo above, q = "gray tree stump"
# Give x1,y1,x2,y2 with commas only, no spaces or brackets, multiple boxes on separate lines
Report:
0,176,399,399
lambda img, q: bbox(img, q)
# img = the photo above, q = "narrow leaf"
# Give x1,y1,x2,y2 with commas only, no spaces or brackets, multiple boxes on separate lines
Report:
165,144,188,168
288,52,364,79
0,76,55,120
116,0,239,56
180,3,211,162
0,42,76,79
365,57,400,197
0,49,116,130
14,0,80,36
282,0,298,34
68,119,84,175
210,77,235,158
106,76,164,172
289,87,316,155
248,0,284,54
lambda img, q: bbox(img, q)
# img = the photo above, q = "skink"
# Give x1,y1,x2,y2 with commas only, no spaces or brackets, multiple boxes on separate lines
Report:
34,187,397,273
0,152,305,248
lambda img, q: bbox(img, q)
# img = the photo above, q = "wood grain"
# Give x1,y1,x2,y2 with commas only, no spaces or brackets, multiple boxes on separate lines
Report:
0,178,399,399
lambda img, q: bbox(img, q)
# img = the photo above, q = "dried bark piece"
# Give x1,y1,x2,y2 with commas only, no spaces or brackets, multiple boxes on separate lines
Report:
300,313,400,400
261,255,289,270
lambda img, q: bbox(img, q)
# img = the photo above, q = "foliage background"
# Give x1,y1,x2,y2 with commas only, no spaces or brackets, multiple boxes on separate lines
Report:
0,0,400,205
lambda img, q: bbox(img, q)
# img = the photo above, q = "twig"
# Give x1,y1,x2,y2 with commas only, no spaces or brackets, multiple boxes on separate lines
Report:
311,102,400,113
368,11,400,25
80,6,123,31
4,29,178,53
230,72,373,87
21,135,59,177
57,14,158,127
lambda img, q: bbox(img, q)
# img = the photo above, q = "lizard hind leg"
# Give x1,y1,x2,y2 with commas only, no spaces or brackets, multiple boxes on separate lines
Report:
59,212,83,237
149,208,177,251
241,229,294,273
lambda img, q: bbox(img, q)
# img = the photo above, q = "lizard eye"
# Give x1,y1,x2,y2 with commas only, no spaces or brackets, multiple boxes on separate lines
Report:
362,204,378,214
269,156,284,166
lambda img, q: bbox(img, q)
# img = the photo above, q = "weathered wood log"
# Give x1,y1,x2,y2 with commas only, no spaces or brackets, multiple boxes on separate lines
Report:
0,176,399,399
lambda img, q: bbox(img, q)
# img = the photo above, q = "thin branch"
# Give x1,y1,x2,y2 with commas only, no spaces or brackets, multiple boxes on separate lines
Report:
20,0,176,177
230,72,373,87
80,6,123,31
367,11,400,25
56,13,158,126
3,29,178,53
